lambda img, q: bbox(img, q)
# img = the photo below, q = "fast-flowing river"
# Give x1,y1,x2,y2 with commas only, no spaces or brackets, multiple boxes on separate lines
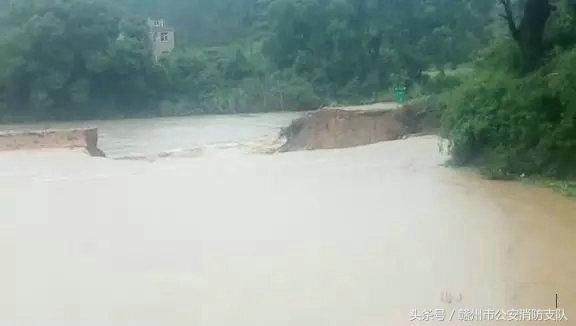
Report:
1,112,575,325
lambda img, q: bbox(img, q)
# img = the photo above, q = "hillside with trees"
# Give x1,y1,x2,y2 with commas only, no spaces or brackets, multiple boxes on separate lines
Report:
0,0,494,119
0,0,574,180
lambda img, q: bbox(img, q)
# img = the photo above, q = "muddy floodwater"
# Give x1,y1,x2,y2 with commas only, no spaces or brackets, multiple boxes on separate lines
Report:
1,113,575,325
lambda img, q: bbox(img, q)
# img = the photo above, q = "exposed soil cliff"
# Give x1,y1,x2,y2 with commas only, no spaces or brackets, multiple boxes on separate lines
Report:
279,100,439,152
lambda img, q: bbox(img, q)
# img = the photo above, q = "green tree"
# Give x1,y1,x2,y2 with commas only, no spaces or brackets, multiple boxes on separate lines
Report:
500,0,554,70
0,0,166,119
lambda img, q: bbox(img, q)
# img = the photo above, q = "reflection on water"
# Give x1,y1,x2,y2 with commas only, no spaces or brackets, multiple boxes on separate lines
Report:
0,114,575,326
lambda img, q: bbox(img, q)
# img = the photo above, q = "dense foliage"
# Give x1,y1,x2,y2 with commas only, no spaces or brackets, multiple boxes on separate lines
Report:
0,0,166,120
443,0,576,178
0,0,494,120
1,0,573,179
261,0,492,99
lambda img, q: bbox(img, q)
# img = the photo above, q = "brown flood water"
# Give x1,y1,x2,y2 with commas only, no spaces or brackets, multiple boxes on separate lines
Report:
0,114,575,325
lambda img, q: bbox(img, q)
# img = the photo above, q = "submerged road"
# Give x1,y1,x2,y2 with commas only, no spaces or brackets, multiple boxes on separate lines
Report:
1,135,575,325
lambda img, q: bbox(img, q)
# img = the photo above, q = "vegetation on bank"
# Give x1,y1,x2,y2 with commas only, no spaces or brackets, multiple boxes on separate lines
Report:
0,0,574,184
531,179,576,197
442,0,576,180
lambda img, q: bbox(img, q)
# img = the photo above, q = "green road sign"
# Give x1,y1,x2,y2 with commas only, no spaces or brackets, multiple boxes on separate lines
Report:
394,86,408,105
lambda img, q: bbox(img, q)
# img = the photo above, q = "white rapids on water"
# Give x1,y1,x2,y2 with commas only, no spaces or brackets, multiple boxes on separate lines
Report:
1,112,575,326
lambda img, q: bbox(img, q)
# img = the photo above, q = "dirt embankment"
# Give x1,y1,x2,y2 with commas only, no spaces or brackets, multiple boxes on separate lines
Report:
279,100,440,152
0,128,106,157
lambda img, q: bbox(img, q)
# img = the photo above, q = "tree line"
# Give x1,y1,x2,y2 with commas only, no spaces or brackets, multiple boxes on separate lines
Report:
1,0,574,179
0,0,493,120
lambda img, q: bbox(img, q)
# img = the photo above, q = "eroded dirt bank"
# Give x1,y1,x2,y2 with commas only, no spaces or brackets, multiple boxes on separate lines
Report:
279,101,439,152
0,128,105,157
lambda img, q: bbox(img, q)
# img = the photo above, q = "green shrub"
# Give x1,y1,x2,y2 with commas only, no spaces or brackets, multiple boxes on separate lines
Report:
442,47,576,179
